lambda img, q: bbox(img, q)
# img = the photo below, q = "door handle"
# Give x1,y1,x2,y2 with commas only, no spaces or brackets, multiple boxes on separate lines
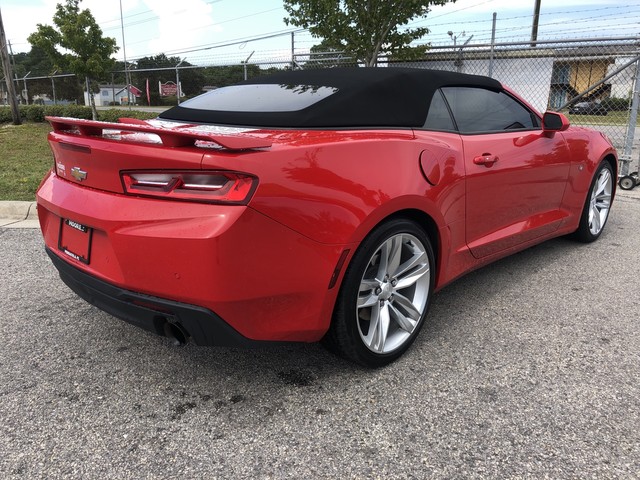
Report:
473,153,499,167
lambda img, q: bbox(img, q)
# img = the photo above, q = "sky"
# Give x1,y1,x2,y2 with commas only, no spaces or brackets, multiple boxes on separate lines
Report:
1,0,639,68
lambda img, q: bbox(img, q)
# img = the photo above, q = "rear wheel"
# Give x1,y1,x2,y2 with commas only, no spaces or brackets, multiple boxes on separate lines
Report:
325,219,435,367
573,161,613,243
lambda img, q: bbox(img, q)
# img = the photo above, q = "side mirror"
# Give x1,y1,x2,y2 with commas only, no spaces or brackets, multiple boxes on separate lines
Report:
542,112,570,132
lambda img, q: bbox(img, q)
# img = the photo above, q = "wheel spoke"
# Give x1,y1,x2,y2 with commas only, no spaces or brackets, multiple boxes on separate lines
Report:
596,170,611,195
395,262,430,290
375,240,390,280
362,302,381,349
392,292,422,321
363,303,389,353
388,302,417,333
590,204,602,232
357,279,379,308
359,278,379,293
360,278,379,289
375,304,390,352
357,293,378,308
595,193,611,207
392,250,427,279
376,237,402,280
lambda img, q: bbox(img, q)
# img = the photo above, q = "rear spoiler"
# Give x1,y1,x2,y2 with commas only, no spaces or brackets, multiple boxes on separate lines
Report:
46,116,272,151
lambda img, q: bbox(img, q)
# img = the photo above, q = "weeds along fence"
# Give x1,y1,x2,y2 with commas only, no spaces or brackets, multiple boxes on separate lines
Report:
2,36,639,174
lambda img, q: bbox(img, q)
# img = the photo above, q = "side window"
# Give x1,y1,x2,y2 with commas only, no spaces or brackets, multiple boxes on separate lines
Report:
441,87,538,133
424,89,455,131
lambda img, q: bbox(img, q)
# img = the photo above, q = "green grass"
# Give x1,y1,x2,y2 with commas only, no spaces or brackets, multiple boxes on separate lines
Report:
0,123,53,201
0,109,158,201
566,111,630,127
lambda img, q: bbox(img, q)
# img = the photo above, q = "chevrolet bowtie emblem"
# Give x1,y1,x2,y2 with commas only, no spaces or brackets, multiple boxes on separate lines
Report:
70,167,87,182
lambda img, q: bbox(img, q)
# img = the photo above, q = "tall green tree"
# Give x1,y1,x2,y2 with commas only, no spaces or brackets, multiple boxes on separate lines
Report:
305,39,357,69
284,0,454,67
28,0,118,118
11,47,82,104
132,54,205,105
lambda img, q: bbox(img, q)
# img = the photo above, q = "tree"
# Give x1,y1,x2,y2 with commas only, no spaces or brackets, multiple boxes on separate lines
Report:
284,0,455,67
201,64,258,88
28,0,118,119
131,54,205,105
5,47,83,104
305,39,357,69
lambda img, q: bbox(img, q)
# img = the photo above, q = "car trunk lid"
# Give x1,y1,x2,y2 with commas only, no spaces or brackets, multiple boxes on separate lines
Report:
46,116,272,194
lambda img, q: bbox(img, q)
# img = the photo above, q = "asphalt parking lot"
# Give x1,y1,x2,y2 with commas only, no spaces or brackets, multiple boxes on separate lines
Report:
1,191,639,479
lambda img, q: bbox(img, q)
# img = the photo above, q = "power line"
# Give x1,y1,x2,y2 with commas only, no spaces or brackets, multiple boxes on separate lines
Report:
129,28,303,60
6,0,640,64
418,7,640,41
122,7,286,48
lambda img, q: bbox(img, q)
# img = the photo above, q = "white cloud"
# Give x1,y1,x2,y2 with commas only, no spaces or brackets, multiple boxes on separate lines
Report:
2,0,57,51
2,0,141,54
142,0,220,58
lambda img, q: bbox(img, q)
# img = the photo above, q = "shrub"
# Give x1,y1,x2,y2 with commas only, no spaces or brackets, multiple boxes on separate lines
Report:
45,105,65,117
0,104,157,124
99,109,157,123
0,107,18,123
62,105,93,119
23,105,46,122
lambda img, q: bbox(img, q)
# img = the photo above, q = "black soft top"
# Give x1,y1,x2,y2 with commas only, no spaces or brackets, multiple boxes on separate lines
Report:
159,67,502,128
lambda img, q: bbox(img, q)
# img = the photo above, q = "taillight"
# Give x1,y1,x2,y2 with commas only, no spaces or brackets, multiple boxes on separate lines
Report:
121,171,258,204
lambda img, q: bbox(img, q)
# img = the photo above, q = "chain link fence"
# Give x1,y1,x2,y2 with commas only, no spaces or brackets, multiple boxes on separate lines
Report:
294,37,640,176
3,36,639,175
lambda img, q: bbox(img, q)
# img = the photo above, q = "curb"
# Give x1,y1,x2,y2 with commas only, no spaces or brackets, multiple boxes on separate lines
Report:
0,201,39,229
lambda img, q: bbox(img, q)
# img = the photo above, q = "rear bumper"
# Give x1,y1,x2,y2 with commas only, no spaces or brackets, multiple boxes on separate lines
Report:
47,247,277,347
37,172,350,342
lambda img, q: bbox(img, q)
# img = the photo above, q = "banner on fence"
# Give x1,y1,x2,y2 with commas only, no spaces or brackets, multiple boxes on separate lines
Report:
159,81,182,97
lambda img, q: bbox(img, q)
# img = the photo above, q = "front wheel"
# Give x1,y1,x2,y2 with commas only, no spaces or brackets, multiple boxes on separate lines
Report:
572,161,614,243
325,219,435,367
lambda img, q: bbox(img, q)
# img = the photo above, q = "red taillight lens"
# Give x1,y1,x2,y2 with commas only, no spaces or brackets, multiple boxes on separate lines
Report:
121,171,258,204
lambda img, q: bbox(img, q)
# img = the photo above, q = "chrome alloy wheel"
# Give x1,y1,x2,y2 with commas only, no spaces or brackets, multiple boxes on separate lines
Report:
588,167,613,236
356,233,431,354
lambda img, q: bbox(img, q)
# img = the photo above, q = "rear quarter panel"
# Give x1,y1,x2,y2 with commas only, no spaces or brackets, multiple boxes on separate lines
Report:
202,130,463,246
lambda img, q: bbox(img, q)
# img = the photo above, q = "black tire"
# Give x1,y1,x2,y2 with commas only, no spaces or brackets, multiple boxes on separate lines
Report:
324,218,435,368
619,175,636,191
573,161,614,243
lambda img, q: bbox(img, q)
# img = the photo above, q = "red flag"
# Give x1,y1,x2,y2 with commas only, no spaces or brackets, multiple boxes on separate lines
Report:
146,78,151,106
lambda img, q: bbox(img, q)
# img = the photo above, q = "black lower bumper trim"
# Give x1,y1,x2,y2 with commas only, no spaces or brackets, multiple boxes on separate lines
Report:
46,247,276,348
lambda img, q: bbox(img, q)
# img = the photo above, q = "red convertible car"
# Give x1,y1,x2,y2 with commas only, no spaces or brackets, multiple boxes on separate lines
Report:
36,68,616,367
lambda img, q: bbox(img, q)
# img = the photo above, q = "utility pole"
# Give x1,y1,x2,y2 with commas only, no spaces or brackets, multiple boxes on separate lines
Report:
0,8,21,125
531,0,541,47
119,0,132,106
